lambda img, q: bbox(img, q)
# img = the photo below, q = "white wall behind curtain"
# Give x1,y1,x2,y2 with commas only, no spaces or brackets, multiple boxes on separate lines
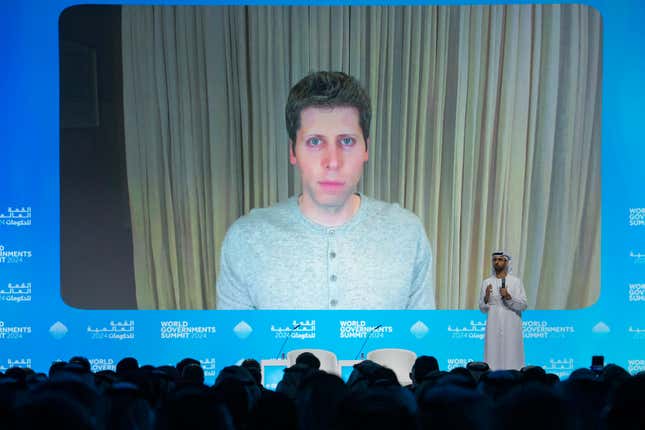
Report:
122,4,601,310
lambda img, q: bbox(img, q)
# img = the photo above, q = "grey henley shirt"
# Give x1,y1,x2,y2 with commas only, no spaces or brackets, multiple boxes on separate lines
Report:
215,194,435,310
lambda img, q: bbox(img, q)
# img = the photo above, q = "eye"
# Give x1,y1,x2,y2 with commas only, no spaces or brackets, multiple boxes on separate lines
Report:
307,136,322,146
340,136,355,146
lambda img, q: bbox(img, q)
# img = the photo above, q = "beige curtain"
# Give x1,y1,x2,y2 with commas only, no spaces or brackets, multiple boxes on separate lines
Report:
122,4,601,310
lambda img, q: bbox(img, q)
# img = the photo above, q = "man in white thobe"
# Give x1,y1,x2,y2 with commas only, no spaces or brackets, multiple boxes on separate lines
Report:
478,252,528,370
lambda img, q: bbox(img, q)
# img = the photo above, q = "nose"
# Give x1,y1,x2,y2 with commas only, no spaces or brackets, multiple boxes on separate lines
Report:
323,144,342,170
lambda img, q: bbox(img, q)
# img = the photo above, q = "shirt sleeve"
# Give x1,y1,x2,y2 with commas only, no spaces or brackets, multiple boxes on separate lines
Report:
503,278,528,313
406,222,436,310
215,225,255,310
478,280,490,313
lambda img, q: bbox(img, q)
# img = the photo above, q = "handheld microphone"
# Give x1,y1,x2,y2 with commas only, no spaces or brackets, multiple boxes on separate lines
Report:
354,324,382,360
501,278,506,291
276,323,301,359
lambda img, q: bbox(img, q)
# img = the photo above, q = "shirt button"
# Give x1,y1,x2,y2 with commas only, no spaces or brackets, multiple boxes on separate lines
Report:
330,299,338,307
330,274,337,282
330,252,336,259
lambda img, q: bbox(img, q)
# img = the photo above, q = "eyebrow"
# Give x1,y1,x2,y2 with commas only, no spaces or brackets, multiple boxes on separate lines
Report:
303,132,359,138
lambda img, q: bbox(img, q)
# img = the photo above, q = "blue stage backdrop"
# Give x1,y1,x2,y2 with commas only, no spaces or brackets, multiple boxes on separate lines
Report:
1,0,645,383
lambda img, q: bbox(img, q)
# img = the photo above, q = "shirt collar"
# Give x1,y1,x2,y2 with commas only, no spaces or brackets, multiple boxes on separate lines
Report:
290,192,369,234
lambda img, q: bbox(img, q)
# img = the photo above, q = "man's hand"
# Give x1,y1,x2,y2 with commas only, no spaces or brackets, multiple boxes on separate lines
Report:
500,286,512,300
484,284,492,303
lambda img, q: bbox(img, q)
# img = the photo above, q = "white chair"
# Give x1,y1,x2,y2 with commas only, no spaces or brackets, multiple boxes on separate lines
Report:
366,348,417,385
286,349,340,375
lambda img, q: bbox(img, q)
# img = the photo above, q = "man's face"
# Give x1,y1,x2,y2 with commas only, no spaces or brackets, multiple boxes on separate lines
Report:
492,256,509,273
289,106,369,210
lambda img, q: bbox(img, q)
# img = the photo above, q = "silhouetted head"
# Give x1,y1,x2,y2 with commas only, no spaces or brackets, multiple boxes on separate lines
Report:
410,356,439,385
295,352,321,370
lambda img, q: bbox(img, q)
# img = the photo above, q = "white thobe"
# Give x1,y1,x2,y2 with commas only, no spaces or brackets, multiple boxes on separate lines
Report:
478,275,528,370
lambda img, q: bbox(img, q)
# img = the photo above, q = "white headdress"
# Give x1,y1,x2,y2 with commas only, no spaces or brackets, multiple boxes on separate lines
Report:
491,251,513,274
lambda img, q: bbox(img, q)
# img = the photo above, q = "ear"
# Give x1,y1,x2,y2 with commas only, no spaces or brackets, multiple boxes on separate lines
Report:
363,138,370,162
289,140,297,165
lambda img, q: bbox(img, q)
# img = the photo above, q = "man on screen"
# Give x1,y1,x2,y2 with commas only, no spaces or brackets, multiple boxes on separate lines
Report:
216,71,435,310
479,251,528,370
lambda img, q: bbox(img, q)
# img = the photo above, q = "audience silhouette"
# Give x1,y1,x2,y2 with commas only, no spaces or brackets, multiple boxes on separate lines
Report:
0,353,643,430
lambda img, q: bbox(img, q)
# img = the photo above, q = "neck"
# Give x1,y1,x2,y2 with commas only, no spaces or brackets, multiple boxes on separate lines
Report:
495,271,507,279
298,194,360,227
